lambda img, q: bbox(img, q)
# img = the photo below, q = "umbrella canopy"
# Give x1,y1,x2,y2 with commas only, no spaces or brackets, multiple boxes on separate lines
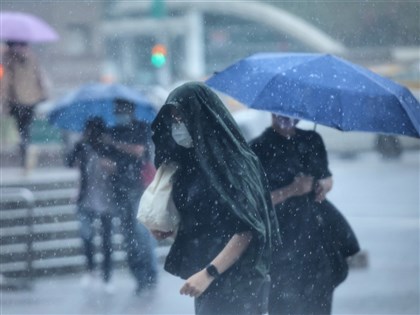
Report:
49,83,157,132
206,53,420,138
0,11,59,43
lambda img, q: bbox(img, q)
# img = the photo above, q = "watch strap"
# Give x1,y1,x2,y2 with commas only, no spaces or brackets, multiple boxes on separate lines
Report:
205,264,220,278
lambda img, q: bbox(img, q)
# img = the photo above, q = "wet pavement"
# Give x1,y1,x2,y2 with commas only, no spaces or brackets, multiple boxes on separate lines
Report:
1,150,419,314
1,266,194,315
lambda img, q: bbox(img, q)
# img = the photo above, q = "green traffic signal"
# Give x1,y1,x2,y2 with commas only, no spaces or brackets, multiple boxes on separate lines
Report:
151,53,166,68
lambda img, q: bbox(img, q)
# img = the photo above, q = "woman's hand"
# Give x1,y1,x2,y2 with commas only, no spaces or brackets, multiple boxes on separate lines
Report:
271,175,314,205
291,174,314,196
314,177,333,202
151,230,174,240
180,269,214,298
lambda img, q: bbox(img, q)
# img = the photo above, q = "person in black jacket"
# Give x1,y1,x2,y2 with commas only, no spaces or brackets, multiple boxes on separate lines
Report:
99,98,157,294
250,114,359,315
67,118,115,292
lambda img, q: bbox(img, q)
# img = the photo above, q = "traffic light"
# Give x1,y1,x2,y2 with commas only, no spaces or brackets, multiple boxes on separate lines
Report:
151,44,167,68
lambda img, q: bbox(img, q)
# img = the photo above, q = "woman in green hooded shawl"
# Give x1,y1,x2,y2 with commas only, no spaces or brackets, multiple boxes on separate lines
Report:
151,82,280,315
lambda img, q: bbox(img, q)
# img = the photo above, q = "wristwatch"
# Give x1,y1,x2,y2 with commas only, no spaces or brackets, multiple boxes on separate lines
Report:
205,264,220,278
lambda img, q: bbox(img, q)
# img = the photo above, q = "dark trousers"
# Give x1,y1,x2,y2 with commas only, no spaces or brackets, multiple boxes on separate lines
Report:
114,188,157,288
78,209,113,282
268,266,333,315
195,274,266,315
9,104,35,167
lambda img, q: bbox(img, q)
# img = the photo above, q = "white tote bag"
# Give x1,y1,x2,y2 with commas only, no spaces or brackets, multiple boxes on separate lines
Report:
137,162,180,233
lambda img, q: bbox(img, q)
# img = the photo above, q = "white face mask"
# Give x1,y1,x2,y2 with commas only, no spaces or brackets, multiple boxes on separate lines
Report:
171,122,193,148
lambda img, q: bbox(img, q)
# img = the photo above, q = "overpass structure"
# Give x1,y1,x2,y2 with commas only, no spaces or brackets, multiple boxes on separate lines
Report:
102,1,347,84
106,1,346,54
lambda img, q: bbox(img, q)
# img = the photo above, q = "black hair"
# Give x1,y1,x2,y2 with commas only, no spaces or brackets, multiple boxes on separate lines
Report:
114,98,135,112
84,117,105,133
6,41,28,48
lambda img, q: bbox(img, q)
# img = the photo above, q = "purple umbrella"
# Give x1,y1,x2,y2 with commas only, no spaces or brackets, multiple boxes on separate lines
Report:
0,11,59,43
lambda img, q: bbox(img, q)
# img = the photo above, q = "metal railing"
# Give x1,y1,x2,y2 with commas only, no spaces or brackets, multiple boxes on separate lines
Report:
0,181,156,287
0,188,35,290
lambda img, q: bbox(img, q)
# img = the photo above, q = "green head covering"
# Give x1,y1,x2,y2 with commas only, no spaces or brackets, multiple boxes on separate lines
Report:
152,82,280,277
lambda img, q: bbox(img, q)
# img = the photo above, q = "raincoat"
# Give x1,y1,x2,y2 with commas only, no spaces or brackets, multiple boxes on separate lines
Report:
152,82,280,312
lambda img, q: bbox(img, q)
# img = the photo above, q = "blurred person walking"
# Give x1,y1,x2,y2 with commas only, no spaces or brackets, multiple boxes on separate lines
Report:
251,114,359,315
150,82,280,315
99,98,157,294
0,41,48,169
66,118,115,293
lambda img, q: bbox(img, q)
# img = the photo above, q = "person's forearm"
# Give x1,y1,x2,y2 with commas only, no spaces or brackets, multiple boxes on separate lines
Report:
271,184,295,206
210,231,253,274
271,175,315,205
113,143,145,158
180,231,253,297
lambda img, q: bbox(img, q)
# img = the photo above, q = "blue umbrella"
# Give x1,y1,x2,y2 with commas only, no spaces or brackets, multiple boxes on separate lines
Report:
49,83,157,132
206,53,420,138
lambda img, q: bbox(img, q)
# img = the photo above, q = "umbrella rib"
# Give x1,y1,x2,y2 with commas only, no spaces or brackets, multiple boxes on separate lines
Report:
346,60,399,95
250,74,281,111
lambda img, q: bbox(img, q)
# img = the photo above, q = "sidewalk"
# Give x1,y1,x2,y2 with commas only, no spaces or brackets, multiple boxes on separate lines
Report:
1,265,194,315
1,257,417,315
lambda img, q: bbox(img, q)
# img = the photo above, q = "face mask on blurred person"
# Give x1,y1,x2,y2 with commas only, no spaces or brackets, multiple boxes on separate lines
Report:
115,114,131,126
273,115,299,130
172,122,193,148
